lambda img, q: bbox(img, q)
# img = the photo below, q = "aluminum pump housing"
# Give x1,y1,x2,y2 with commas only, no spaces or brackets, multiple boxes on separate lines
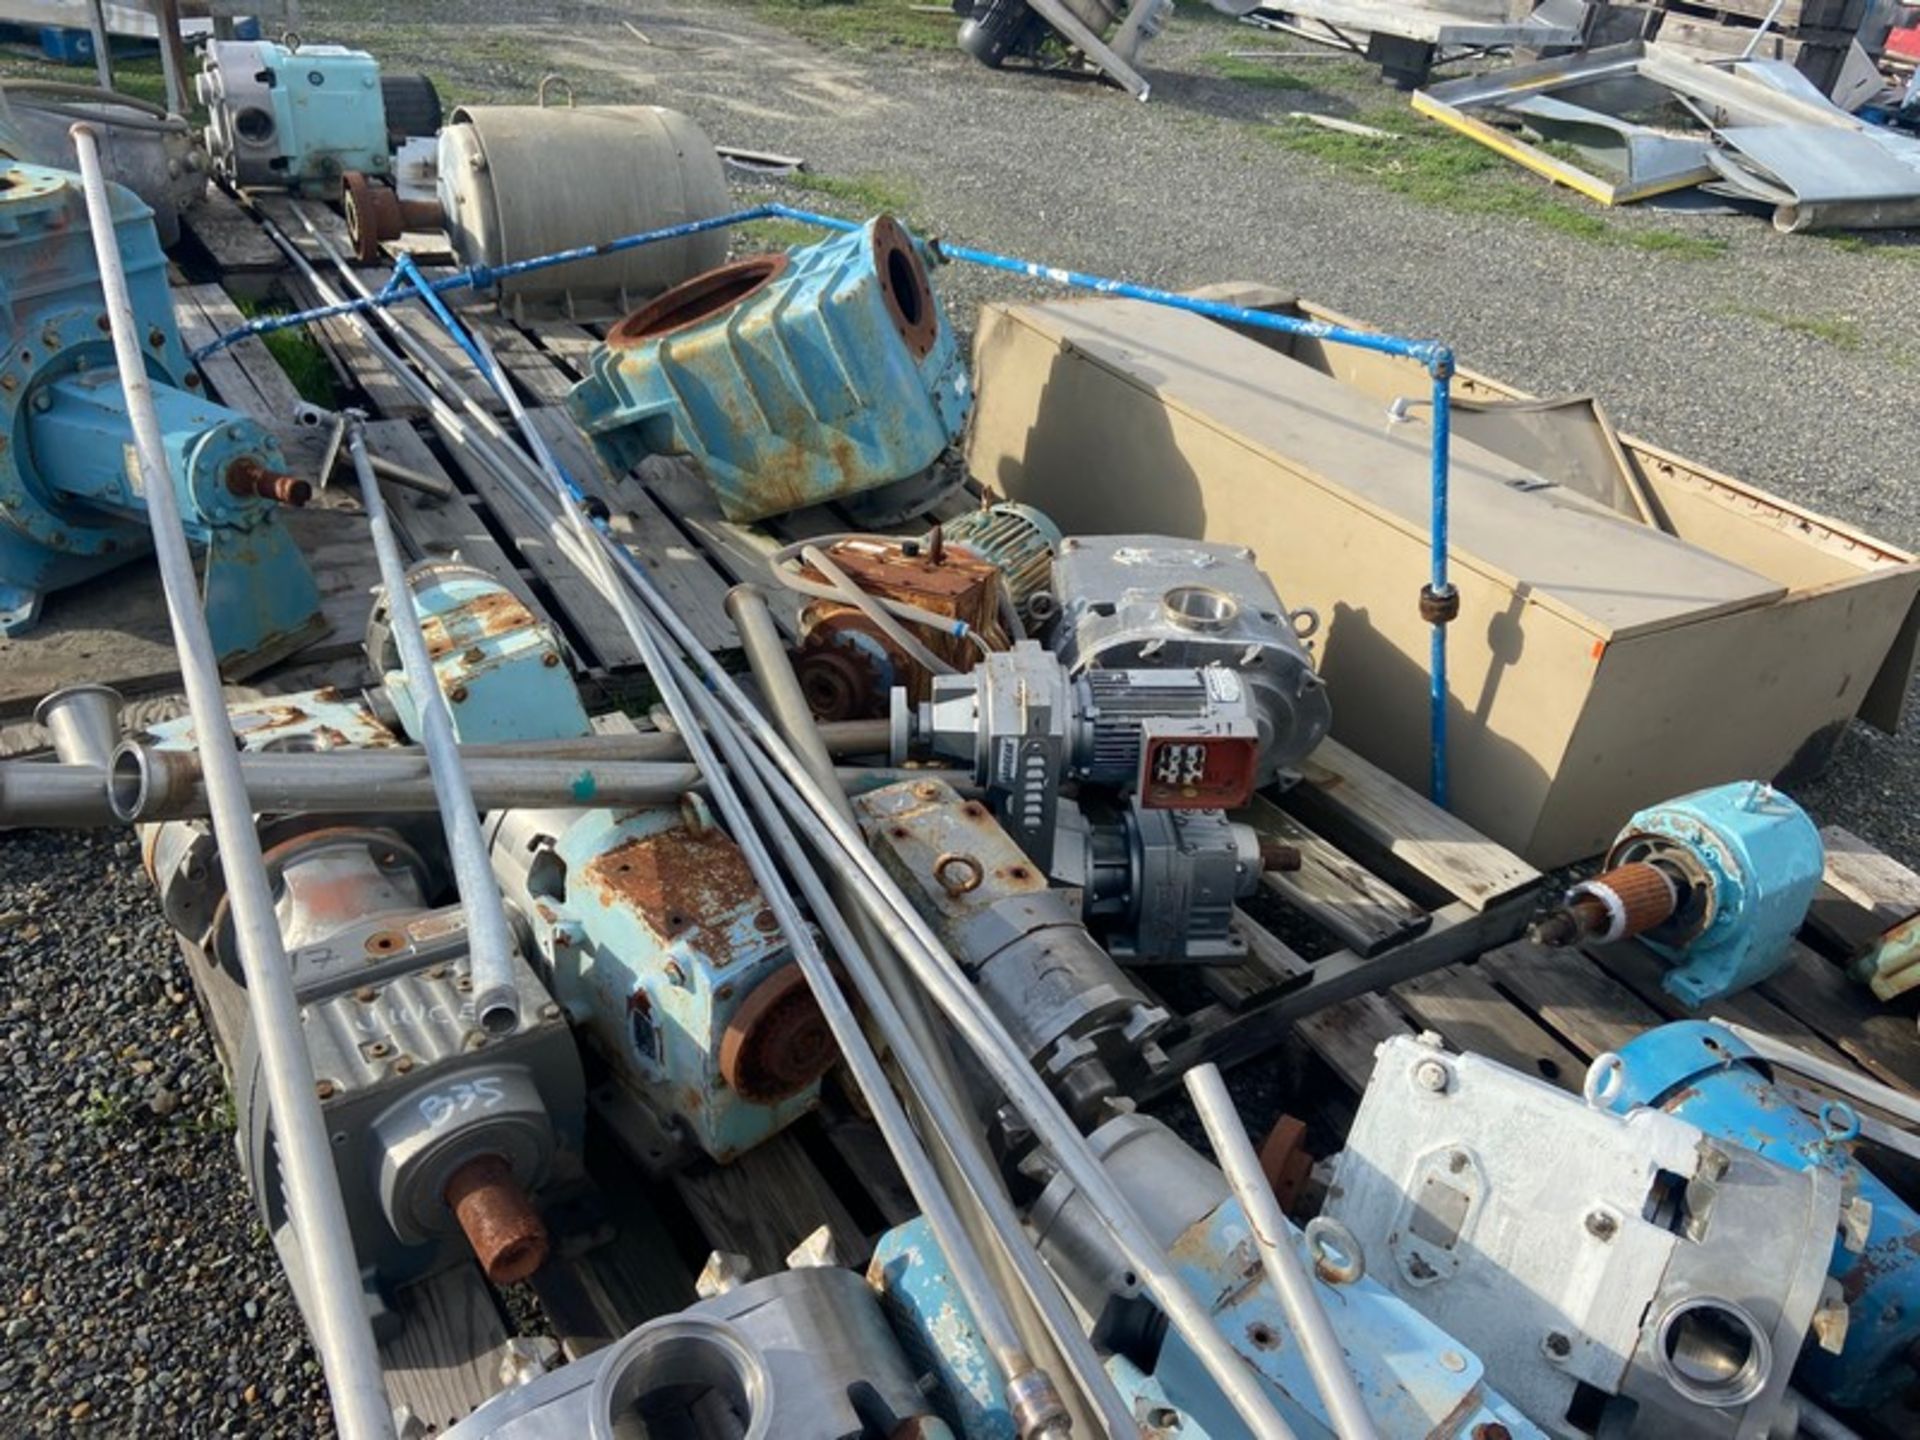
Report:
1324,1033,1856,1439
198,40,390,196
566,216,971,522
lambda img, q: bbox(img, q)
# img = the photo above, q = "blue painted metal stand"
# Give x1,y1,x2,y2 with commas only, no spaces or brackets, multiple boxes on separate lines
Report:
201,201,1459,802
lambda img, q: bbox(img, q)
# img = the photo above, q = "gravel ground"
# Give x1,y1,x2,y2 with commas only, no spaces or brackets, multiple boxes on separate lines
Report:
4,3,1919,1434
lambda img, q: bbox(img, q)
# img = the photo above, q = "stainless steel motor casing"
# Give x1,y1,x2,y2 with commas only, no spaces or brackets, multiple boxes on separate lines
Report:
1324,1034,1851,1439
1050,536,1331,784
440,1267,936,1439
855,778,1171,1127
436,105,730,321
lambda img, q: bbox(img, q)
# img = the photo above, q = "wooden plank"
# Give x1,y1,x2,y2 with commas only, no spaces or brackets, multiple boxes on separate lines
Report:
1583,937,1860,1073
1202,908,1310,1010
1287,737,1541,910
1474,940,1660,1058
1821,825,1920,926
1393,963,1586,1092
465,312,579,407
523,319,604,379
179,186,284,280
672,1130,868,1277
433,425,644,670
379,1265,513,1433
1757,943,1920,1092
1294,992,1410,1093
526,410,738,653
1241,795,1428,956
641,458,805,636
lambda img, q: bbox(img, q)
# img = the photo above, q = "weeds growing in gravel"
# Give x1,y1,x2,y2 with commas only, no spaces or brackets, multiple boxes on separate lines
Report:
725,0,957,52
1257,111,1727,260
1723,305,1866,351
784,170,921,219
81,1090,130,1128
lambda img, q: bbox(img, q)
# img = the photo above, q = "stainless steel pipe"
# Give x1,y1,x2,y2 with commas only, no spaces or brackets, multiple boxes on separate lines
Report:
0,762,112,827
1186,1063,1374,1440
345,419,519,1036
726,585,1130,1439
35,684,124,767
70,126,393,1440
108,744,961,824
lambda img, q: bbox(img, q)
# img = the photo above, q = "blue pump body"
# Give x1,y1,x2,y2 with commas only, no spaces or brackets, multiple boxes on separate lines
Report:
1608,1020,1920,1410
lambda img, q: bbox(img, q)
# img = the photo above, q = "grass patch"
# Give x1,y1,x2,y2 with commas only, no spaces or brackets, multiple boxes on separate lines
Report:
722,0,958,52
0,51,179,113
234,299,342,408
735,218,823,250
1199,52,1318,91
1724,305,1865,351
1257,110,1727,258
81,1089,130,1128
785,169,920,218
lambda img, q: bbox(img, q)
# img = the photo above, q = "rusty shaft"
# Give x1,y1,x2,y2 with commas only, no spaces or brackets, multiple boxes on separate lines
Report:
443,1153,549,1285
1533,860,1680,947
226,457,313,507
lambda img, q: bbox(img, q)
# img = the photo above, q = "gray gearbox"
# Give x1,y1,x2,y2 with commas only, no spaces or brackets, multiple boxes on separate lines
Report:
1050,535,1331,783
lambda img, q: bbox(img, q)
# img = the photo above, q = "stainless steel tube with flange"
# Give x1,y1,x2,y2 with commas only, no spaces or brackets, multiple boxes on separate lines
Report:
69,125,393,1440
34,684,124,767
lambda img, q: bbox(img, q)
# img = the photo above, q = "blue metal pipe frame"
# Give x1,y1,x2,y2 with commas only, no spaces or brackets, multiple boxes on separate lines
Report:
200,202,1459,803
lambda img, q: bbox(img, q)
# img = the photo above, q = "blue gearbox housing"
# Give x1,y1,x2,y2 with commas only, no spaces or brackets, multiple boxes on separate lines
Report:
1607,1021,1920,1412
488,799,837,1166
0,160,324,671
367,561,591,745
1604,781,1823,1006
566,215,972,522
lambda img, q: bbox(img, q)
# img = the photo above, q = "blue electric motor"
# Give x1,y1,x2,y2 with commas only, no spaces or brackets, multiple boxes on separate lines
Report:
567,215,972,522
1606,1021,1920,1411
1538,781,1824,1006
0,160,325,671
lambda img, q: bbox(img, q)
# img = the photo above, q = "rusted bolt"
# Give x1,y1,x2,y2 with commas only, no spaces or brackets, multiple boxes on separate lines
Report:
365,930,405,957
664,961,687,988
1585,1211,1617,1242
96,313,112,333
464,1032,488,1051
393,1056,415,1074
448,685,469,704
315,1080,337,1100
354,986,378,1003
540,1003,560,1021
912,782,942,801
147,326,166,350
428,965,448,980
456,976,473,993
184,373,200,389
368,1041,391,1059
444,1154,549,1285
716,984,735,1002
541,652,560,667
463,646,485,663
753,909,778,933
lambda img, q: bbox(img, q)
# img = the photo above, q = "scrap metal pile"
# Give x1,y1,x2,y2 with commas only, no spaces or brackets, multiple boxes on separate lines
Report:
4,27,1920,1440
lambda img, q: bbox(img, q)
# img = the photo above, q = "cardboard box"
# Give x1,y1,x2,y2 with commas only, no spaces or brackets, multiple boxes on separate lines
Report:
968,295,1920,866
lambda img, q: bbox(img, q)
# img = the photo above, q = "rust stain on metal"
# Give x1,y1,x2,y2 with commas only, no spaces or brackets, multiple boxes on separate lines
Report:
585,826,764,963
718,967,836,1102
418,589,538,658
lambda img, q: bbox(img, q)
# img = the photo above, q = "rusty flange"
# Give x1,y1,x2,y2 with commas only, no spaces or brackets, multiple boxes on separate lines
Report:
717,967,837,1103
